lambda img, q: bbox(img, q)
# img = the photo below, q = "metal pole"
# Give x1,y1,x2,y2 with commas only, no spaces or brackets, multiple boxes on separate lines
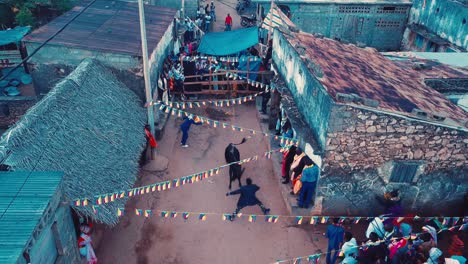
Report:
138,0,157,158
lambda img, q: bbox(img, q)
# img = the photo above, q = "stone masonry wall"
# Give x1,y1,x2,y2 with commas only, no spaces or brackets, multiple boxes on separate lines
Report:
324,104,468,172
0,99,37,129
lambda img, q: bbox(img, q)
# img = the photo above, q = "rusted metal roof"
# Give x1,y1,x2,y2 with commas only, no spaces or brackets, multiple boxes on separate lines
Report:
23,0,177,56
253,0,412,4
0,171,63,263
285,31,468,127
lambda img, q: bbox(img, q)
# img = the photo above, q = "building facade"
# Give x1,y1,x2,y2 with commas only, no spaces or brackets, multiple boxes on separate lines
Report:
402,0,467,52
23,0,177,102
255,0,411,51
271,29,468,215
0,172,79,264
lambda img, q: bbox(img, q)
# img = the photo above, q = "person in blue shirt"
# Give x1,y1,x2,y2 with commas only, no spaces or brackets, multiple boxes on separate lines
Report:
180,115,202,147
326,218,345,264
297,158,319,208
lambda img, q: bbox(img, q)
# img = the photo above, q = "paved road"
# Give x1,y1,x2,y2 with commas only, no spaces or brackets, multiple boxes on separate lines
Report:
96,103,327,264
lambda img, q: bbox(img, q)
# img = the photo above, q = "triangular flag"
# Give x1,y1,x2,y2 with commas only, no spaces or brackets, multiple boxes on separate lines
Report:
310,217,318,225
182,212,190,220
117,208,124,217
83,199,89,206
452,217,460,225
339,217,346,224
248,215,257,222
74,199,81,206
199,213,207,221
96,196,103,205
144,210,152,218
135,209,142,216
222,214,231,221
170,212,177,218
292,258,301,264
354,217,361,224
161,211,168,218
295,216,303,225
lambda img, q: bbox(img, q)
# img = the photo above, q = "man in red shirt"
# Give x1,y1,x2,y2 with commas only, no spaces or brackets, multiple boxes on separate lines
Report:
225,13,232,31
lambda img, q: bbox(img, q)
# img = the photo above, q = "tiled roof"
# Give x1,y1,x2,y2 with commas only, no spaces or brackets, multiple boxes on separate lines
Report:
284,31,468,127
0,171,63,263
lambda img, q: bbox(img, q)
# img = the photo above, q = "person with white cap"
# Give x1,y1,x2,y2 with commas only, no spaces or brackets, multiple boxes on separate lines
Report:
426,247,461,264
180,114,202,147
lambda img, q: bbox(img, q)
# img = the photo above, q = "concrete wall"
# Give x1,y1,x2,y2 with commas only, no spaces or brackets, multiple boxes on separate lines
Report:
408,0,468,50
24,42,146,100
325,105,468,171
272,31,334,150
17,189,79,264
258,2,410,51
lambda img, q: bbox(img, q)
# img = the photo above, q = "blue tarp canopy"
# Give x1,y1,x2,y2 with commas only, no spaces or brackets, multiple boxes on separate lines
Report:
238,55,261,81
0,26,31,46
197,27,259,56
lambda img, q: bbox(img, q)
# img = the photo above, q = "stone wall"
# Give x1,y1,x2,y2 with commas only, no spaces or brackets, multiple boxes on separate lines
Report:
317,167,467,216
407,0,468,50
258,2,410,51
0,98,37,128
272,31,334,150
324,104,468,172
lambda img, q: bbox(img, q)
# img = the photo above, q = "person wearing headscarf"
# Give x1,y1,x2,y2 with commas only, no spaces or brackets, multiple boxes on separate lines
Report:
340,232,358,264
78,223,98,264
281,145,296,184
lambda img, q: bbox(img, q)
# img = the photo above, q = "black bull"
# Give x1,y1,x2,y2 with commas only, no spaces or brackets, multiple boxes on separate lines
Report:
224,138,247,189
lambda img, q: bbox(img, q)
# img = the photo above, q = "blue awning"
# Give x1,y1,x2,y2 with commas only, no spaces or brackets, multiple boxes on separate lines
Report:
197,27,259,56
0,26,31,46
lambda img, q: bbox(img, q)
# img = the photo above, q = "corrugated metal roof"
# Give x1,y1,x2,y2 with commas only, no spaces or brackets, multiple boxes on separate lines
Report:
23,0,177,56
0,171,63,263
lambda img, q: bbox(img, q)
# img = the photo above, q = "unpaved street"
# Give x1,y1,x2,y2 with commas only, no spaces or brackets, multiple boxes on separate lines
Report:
96,103,327,263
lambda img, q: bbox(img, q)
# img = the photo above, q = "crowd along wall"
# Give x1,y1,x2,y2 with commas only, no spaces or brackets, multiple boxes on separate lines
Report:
272,30,334,150
407,0,468,50
258,2,410,51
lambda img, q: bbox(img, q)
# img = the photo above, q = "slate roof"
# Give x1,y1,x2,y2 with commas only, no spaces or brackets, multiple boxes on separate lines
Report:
283,30,468,127
0,171,63,263
23,0,177,55
0,59,146,225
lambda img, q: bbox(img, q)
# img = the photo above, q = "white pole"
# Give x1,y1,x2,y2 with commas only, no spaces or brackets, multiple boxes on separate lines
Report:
138,0,157,158
181,0,185,18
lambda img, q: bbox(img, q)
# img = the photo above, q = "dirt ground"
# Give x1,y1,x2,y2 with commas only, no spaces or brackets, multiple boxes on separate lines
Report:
96,103,328,263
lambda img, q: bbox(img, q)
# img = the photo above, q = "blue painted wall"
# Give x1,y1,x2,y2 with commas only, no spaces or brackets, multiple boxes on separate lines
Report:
409,0,468,50
272,30,334,150
257,2,411,51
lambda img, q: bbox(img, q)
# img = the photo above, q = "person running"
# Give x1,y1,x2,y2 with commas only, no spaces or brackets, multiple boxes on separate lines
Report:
225,13,232,31
226,178,270,221
180,114,202,147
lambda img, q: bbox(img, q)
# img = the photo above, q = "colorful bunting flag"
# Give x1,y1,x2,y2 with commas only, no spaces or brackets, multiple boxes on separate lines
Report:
248,215,257,222
293,258,301,264
144,210,152,218
96,196,103,205
199,213,207,221
295,216,303,225
310,217,318,225
83,199,89,206
354,217,361,224
74,199,81,206
170,212,177,218
321,217,329,224
222,214,231,221
183,212,190,220
117,208,124,217
161,211,169,218
135,209,142,216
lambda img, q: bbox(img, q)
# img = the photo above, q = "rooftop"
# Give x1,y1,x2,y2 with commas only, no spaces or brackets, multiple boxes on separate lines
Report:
0,59,146,225
0,171,63,263
23,0,177,55
283,31,468,127
253,0,412,4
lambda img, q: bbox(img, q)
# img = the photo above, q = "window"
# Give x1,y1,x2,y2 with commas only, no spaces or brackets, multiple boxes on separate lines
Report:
389,161,420,183
383,6,396,11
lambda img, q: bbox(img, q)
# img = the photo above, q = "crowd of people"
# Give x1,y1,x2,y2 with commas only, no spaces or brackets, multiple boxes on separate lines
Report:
323,217,466,264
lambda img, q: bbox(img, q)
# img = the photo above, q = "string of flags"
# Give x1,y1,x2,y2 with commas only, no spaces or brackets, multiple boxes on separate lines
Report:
111,207,468,229
274,221,468,264
146,90,268,108
182,55,262,63
154,104,300,146
72,148,290,207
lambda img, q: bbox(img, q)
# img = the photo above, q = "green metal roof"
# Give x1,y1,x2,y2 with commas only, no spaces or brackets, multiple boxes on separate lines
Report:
0,171,63,263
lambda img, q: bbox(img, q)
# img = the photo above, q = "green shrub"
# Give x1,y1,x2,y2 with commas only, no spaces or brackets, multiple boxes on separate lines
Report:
15,7,35,26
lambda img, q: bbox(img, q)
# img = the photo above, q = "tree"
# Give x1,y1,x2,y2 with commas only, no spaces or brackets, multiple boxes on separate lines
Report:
3,0,74,27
